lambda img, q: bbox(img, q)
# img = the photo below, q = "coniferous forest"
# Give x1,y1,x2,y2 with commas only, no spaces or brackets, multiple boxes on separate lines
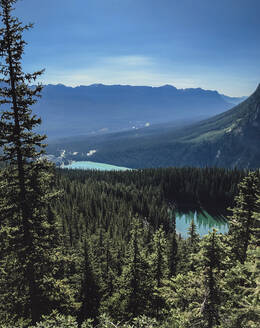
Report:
0,1,259,327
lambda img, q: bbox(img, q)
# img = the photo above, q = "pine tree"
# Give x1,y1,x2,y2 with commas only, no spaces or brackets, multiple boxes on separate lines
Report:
96,230,117,301
167,206,178,276
221,191,260,328
187,219,200,252
109,218,152,320
0,0,74,323
150,226,169,319
200,230,222,328
187,219,200,271
229,171,260,264
151,227,169,289
78,239,100,325
238,246,260,328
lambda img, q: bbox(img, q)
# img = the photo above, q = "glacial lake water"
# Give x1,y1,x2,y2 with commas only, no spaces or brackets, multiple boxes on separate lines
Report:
62,161,130,171
175,210,228,237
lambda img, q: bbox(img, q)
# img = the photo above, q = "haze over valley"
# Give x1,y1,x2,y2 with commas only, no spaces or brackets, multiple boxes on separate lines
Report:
34,83,245,138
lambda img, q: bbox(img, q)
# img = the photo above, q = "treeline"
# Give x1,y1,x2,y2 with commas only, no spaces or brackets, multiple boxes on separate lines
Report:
53,166,247,249
57,166,247,220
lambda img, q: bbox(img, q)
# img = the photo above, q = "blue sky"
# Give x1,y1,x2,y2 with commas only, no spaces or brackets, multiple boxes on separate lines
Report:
13,0,260,96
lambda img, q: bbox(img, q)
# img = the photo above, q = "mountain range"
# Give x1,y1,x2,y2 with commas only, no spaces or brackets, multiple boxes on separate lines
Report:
47,84,260,169
34,83,245,138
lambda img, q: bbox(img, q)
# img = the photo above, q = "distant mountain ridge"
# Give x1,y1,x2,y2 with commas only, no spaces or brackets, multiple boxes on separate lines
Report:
220,94,247,105
47,84,260,169
33,83,245,138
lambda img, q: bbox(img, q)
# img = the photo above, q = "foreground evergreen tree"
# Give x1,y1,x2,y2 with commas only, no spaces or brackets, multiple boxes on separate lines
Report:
187,219,200,253
200,230,222,328
238,246,260,328
229,171,260,264
167,207,178,276
221,188,260,328
150,227,169,318
108,219,152,320
151,227,169,289
187,219,200,272
78,239,100,325
0,0,74,323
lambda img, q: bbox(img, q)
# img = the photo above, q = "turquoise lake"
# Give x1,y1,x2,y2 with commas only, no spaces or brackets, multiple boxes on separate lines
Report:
175,210,228,237
62,161,130,171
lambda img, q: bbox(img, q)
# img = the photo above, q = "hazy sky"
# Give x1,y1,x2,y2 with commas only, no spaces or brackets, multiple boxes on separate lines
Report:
12,0,260,96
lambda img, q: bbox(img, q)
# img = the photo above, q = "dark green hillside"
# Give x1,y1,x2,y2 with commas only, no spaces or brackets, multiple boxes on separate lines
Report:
176,83,260,142
47,84,260,169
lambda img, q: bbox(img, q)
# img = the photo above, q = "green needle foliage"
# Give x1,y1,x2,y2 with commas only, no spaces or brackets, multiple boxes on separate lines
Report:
108,218,152,321
78,239,100,325
0,0,74,324
229,171,260,264
149,227,169,319
200,230,223,328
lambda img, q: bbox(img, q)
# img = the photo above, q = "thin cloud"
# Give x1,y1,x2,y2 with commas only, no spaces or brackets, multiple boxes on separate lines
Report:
102,55,154,67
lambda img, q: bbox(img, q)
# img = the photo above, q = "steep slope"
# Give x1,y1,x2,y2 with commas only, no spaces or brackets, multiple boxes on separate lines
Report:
47,84,260,169
220,94,247,105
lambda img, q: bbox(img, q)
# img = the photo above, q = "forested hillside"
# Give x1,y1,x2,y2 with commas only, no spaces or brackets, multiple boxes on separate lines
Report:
1,167,260,327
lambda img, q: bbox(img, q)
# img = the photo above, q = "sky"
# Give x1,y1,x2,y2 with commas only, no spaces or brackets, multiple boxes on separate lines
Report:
10,0,260,96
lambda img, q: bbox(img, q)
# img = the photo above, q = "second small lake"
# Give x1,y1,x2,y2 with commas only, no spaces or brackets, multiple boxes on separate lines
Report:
175,210,228,237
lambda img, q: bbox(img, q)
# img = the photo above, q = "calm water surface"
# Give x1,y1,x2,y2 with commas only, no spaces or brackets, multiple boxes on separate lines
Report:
62,161,130,171
175,210,228,237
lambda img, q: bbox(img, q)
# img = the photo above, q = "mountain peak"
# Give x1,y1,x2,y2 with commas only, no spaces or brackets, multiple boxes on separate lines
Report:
161,84,177,89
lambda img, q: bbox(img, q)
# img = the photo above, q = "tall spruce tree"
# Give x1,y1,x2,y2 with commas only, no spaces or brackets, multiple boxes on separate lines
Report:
187,219,200,252
187,219,200,272
229,171,260,264
0,0,74,323
78,239,100,325
200,230,222,328
167,206,178,276
109,218,152,320
150,227,169,319
238,246,260,328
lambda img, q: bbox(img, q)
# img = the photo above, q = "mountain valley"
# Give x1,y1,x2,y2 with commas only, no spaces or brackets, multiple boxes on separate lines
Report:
47,84,259,169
